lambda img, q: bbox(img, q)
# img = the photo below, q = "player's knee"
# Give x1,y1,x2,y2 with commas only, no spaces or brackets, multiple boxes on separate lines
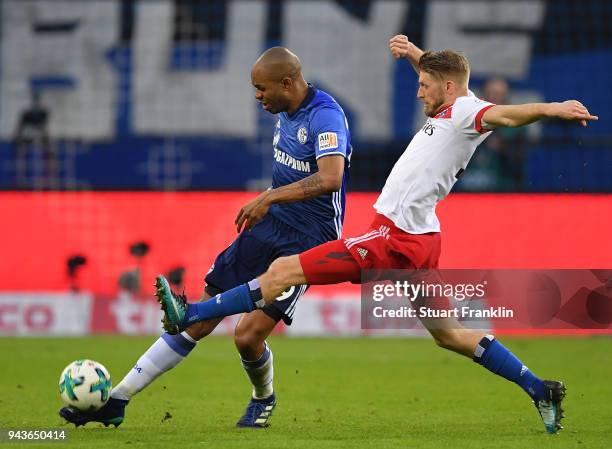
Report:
185,320,218,341
234,328,260,353
234,323,269,359
266,257,291,289
432,329,462,351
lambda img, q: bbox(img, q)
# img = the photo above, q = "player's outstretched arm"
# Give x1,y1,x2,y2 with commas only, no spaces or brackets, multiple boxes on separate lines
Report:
235,155,344,232
389,34,424,74
482,100,598,129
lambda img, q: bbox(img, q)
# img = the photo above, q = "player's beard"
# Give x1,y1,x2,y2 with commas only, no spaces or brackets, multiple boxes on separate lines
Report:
423,87,446,117
264,99,283,114
424,97,445,117
423,103,436,117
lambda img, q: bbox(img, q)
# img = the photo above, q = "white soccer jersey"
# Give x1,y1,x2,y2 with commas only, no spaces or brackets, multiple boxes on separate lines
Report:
374,92,494,234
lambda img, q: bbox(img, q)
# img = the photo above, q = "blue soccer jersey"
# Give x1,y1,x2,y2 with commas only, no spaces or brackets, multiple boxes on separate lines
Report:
268,85,352,243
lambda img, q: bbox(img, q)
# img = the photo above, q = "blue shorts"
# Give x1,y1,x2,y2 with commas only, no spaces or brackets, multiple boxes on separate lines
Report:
204,213,322,325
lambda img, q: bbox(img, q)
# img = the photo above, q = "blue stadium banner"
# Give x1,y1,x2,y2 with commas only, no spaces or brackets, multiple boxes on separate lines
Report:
0,0,610,191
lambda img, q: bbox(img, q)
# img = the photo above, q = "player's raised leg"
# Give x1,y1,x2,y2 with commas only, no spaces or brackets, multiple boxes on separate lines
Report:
156,240,361,332
59,291,222,427
156,256,305,331
421,316,566,434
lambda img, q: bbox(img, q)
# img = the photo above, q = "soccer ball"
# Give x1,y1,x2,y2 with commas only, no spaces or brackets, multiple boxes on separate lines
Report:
59,359,112,411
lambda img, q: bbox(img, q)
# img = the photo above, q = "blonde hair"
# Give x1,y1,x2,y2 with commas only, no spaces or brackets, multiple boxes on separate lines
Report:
419,50,470,86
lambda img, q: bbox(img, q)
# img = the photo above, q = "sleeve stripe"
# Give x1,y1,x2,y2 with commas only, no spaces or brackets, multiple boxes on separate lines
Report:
316,151,347,160
474,104,495,133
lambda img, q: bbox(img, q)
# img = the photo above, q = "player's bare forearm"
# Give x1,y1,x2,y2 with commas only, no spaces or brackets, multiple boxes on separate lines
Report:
235,155,343,232
267,172,337,204
389,34,424,74
483,101,598,129
482,103,551,128
406,44,424,74
266,154,344,204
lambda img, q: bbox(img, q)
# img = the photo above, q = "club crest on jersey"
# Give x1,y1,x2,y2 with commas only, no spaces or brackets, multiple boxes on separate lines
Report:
318,132,338,151
435,107,452,119
297,127,308,144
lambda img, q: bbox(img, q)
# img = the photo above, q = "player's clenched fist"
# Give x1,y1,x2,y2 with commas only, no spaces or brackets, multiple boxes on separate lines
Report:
388,34,411,59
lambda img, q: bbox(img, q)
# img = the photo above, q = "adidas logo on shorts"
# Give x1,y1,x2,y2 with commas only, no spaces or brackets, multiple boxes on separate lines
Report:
357,247,368,260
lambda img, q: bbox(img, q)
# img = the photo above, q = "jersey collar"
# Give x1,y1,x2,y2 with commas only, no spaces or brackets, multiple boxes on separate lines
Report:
287,84,316,120
433,102,454,119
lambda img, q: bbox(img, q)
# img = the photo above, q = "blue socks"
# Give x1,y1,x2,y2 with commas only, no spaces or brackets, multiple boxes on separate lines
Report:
183,280,265,325
474,335,546,402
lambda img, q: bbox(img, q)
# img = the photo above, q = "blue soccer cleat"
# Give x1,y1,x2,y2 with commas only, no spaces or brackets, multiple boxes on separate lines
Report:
236,394,277,428
535,380,566,434
59,397,128,428
155,275,188,335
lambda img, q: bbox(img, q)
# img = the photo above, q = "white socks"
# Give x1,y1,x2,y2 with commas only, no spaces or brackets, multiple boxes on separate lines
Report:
111,331,197,401
110,332,275,402
241,342,274,399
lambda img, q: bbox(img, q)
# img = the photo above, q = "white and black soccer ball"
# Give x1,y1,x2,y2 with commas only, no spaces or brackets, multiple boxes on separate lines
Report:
59,359,112,411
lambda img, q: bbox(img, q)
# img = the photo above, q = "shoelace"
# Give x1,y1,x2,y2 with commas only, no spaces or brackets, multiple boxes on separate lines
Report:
245,401,267,421
170,289,188,308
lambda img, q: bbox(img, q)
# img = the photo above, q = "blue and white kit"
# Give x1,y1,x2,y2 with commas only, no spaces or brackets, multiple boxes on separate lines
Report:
205,85,352,324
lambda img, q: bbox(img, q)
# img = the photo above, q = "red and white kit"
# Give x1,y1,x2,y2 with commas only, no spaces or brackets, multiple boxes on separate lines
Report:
300,92,495,284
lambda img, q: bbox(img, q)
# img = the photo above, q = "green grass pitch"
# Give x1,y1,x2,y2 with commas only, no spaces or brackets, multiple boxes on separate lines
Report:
1,336,611,449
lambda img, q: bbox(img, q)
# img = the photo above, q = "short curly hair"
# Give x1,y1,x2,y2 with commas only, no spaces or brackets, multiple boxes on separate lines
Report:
418,50,470,86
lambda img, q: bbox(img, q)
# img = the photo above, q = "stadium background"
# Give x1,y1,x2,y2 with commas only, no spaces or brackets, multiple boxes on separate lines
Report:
0,0,611,337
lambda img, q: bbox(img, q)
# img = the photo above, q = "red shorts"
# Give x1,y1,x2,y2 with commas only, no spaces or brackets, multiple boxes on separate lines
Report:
299,214,441,285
